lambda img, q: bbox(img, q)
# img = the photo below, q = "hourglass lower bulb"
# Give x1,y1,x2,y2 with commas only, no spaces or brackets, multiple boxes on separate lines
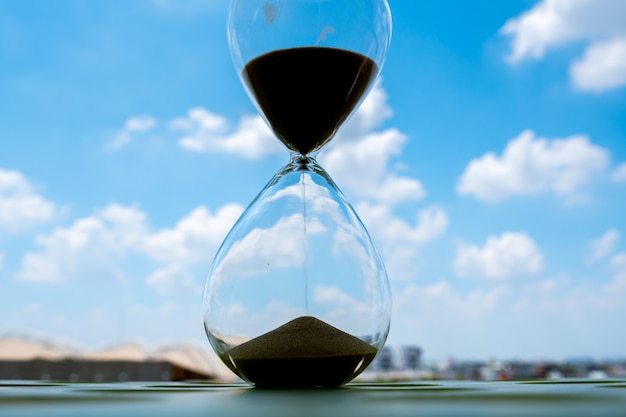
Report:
202,0,392,388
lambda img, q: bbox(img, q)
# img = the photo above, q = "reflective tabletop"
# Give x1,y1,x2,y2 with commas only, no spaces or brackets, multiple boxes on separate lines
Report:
1,380,625,417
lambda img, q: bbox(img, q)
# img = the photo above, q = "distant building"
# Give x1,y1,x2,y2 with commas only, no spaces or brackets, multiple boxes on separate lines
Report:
401,346,422,370
371,346,396,372
0,337,236,382
366,345,424,373
0,359,213,382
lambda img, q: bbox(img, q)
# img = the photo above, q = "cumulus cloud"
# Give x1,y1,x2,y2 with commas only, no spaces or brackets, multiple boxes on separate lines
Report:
356,203,447,247
454,232,543,279
322,129,425,204
312,285,373,331
314,285,368,315
339,79,393,138
126,116,157,132
216,214,326,279
570,37,626,92
388,268,626,357
457,130,609,203
318,81,441,282
15,203,240,288
609,252,626,292
15,204,148,283
169,82,434,283
501,0,626,91
612,163,626,183
173,107,282,159
105,115,157,150
145,263,202,296
98,81,434,286
396,281,508,320
388,280,524,357
0,168,56,232
356,203,448,281
516,257,626,316
587,229,620,264
143,204,243,264
164,81,423,208
322,83,425,205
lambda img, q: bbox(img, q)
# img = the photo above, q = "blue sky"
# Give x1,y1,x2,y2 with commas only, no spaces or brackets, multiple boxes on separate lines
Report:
1,0,625,361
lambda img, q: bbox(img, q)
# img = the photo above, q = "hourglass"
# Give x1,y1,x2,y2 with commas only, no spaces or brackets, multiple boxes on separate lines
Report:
202,0,392,388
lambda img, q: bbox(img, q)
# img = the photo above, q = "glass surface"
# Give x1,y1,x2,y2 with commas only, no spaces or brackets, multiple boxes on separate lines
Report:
203,0,393,388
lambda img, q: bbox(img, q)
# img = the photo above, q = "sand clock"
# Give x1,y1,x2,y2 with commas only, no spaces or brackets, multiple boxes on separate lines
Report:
202,0,392,388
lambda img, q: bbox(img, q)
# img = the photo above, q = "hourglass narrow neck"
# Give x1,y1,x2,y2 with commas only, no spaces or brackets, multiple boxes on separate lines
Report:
289,152,320,171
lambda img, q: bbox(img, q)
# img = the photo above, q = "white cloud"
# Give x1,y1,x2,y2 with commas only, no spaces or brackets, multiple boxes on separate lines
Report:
570,37,626,92
516,262,626,316
339,79,393,138
501,0,626,91
16,204,148,283
15,202,241,285
379,246,421,282
0,168,56,232
0,251,4,271
609,252,626,292
170,107,227,132
587,229,620,264
322,129,425,204
173,107,282,159
316,82,443,282
314,285,368,314
457,130,609,203
126,116,157,132
174,83,424,207
357,203,447,247
312,285,373,331
396,281,508,320
612,162,626,183
145,263,202,296
501,0,626,62
388,280,523,358
454,232,543,279
322,83,424,205
354,265,626,357
59,301,206,349
170,83,435,285
216,214,326,279
143,204,243,264
105,115,157,150
355,203,448,281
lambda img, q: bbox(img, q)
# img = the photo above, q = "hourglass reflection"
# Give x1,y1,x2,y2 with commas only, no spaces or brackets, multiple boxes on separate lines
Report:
202,0,393,388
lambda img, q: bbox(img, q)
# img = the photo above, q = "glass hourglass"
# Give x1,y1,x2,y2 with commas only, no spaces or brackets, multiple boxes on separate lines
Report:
202,0,392,388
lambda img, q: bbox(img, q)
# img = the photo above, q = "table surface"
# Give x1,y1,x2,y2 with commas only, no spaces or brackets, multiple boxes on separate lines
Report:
1,379,626,417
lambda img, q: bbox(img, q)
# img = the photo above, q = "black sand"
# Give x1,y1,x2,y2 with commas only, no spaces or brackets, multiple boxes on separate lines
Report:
243,47,377,155
222,316,377,388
